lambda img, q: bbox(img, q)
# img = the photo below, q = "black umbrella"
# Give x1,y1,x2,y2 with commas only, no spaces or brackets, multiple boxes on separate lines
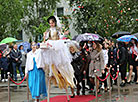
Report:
133,33,138,38
112,31,131,38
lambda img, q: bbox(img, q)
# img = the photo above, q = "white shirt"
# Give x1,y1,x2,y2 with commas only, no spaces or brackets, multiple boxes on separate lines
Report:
25,49,45,74
102,49,109,66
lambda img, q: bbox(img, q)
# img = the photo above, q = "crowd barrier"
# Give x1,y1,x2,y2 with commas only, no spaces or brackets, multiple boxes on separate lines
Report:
7,72,29,102
7,65,120,102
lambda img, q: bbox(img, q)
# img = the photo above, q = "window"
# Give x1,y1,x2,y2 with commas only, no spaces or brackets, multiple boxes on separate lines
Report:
57,7,64,17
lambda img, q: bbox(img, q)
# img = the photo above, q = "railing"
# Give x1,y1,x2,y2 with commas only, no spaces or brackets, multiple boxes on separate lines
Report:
7,65,120,102
7,72,29,102
94,65,120,102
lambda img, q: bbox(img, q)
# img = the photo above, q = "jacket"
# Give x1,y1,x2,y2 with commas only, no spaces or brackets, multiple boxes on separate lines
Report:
0,56,9,70
10,49,22,63
25,49,45,74
89,50,105,77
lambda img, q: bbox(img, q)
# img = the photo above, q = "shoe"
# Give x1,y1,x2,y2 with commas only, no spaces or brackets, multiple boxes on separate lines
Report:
5,79,8,82
113,82,117,85
105,89,108,92
94,90,100,96
85,86,89,90
120,82,125,87
101,84,104,90
76,92,80,96
89,90,93,93
127,80,132,84
70,94,75,98
82,92,85,95
136,82,138,84
1,79,5,82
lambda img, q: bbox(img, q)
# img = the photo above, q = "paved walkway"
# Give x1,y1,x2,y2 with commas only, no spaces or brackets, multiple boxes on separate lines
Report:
1,80,138,102
0,73,138,102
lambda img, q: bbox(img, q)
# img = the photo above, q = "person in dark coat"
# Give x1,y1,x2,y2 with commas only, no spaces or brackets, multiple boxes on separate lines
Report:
0,52,9,82
127,40,137,83
69,43,91,97
0,49,2,58
7,46,13,78
69,44,82,98
107,41,116,86
10,44,24,81
117,42,127,87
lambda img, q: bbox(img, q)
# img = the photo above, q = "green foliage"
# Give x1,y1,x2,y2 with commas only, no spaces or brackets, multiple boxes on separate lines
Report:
69,0,138,37
60,15,72,39
23,0,60,42
0,0,29,41
0,0,60,41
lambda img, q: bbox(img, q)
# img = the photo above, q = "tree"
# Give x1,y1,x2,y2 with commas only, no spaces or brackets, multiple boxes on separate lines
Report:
0,0,27,41
69,0,98,34
22,0,60,42
69,0,138,37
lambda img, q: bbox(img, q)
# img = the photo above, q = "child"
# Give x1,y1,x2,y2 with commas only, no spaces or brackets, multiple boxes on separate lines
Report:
0,52,9,82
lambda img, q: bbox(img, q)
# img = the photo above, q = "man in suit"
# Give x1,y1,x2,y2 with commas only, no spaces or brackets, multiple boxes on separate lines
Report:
10,44,24,81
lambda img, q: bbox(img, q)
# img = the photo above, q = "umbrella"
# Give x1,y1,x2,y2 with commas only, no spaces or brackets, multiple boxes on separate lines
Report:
0,43,7,51
91,33,104,41
0,37,18,44
133,33,138,38
117,35,137,42
112,31,131,38
72,35,79,40
18,42,31,53
75,33,101,42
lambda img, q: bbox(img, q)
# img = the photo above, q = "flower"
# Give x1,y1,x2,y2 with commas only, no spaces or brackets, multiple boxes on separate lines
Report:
78,6,81,8
86,49,89,51
118,20,120,23
136,19,138,21
128,8,130,10
82,6,84,8
120,10,123,13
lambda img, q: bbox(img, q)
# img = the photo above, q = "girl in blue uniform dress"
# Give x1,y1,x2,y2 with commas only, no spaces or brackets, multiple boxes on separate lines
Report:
25,42,47,102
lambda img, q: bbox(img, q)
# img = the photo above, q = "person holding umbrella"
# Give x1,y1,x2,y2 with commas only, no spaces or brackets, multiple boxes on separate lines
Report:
89,42,105,94
135,41,138,84
116,42,127,87
127,39,138,84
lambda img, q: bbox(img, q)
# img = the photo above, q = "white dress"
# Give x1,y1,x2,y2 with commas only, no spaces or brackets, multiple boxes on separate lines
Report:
40,27,75,89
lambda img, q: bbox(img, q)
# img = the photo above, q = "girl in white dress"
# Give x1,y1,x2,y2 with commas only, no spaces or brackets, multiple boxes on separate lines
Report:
43,16,75,89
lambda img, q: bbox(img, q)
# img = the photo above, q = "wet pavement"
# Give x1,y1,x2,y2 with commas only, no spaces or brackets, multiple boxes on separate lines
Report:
1,76,138,102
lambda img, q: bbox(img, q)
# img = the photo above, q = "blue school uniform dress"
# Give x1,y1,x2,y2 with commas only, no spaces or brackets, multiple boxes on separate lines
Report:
28,57,47,99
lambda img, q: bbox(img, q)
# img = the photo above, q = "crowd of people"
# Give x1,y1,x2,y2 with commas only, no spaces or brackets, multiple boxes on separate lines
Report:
69,38,138,98
0,44,28,82
0,15,138,102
